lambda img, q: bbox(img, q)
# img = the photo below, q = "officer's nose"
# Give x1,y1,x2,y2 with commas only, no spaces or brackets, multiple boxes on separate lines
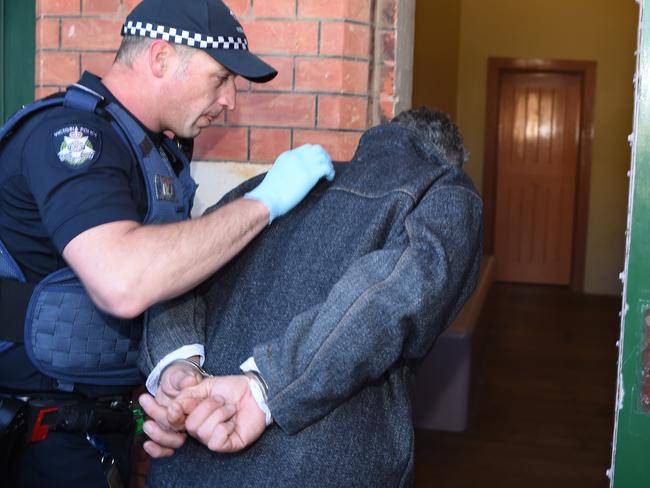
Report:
217,79,236,111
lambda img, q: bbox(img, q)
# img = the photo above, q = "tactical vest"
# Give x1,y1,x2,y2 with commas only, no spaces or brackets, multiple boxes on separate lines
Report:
0,84,197,391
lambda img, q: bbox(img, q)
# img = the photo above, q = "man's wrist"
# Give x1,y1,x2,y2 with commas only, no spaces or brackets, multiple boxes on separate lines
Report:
243,371,273,426
145,344,205,395
158,358,212,387
243,192,274,224
243,370,269,403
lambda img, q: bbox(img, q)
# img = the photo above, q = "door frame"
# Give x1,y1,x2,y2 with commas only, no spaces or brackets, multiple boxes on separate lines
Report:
0,0,35,121
482,57,597,292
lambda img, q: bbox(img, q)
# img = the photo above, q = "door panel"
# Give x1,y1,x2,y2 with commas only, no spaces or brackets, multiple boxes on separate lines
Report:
494,72,581,284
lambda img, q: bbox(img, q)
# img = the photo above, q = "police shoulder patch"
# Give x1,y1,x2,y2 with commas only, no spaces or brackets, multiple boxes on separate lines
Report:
53,125,102,169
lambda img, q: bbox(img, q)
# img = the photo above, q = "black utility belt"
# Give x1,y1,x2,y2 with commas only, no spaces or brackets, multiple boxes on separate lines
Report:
0,394,139,444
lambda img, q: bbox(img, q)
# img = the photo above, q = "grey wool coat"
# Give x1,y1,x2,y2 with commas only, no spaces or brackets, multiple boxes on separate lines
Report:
140,123,483,488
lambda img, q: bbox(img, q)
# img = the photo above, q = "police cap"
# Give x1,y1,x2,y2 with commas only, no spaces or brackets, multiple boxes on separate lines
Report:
122,0,277,83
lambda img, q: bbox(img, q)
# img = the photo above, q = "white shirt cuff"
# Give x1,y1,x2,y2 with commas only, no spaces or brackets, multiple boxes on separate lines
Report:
240,356,273,426
145,344,205,395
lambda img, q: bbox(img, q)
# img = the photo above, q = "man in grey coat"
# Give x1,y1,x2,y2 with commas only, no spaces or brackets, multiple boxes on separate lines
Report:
138,108,483,487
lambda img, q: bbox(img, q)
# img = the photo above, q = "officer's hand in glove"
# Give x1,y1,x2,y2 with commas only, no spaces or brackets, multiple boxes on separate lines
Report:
245,144,335,223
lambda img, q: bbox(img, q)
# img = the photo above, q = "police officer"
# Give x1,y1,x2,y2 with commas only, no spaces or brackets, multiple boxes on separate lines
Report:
0,0,334,486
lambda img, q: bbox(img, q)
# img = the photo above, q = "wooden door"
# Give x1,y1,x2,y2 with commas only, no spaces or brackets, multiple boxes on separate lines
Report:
494,71,582,284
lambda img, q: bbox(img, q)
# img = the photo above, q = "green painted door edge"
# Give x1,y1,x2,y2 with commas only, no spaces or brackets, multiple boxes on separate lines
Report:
611,1,650,486
0,0,6,121
1,0,35,121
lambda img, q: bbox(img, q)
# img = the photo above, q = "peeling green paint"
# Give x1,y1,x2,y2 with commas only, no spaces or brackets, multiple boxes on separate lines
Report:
611,2,650,486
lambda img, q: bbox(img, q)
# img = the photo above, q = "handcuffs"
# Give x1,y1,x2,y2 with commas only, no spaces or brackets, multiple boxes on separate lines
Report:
158,358,269,403
158,358,211,385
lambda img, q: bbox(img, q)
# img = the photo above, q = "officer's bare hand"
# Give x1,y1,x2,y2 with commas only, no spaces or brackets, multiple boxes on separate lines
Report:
139,360,208,458
169,375,266,453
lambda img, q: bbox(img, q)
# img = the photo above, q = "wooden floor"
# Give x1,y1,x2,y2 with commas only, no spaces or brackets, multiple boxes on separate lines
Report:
414,283,620,488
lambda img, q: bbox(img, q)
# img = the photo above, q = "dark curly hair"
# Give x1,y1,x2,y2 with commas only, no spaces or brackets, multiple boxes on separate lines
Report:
391,107,469,168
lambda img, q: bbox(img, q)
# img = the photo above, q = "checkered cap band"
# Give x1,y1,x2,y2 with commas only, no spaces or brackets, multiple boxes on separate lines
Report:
122,20,249,50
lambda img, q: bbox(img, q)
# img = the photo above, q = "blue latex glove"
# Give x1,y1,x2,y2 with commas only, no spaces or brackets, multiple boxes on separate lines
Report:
245,144,335,223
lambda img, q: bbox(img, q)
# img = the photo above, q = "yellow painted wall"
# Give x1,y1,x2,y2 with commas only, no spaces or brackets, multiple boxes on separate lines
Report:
454,0,638,295
412,0,461,119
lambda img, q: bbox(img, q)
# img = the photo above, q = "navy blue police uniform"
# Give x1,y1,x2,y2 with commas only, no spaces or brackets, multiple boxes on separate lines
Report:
0,72,175,486
0,0,279,485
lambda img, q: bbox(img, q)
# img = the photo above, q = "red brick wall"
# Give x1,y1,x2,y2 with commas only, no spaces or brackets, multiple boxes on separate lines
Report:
376,0,398,123
35,0,401,162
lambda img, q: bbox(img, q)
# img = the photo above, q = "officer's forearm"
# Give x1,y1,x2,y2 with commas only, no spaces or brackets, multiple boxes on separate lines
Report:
63,197,269,318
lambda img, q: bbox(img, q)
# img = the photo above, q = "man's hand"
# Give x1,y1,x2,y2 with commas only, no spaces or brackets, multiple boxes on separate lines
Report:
168,375,266,453
245,144,335,223
138,359,209,458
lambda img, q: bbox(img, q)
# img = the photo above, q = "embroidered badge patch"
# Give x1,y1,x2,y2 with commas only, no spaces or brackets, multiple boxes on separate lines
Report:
53,125,101,168
155,175,177,202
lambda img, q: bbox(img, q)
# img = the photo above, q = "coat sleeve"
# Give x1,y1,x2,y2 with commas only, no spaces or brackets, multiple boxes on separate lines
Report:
138,283,207,375
253,184,483,434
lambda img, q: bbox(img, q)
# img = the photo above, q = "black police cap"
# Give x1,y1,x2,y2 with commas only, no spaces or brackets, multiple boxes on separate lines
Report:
122,0,277,83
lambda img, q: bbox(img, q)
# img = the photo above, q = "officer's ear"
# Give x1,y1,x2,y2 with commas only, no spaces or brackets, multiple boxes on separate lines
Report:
148,40,174,78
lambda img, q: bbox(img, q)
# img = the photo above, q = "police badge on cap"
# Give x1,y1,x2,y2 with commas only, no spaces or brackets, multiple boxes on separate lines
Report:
122,0,277,83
